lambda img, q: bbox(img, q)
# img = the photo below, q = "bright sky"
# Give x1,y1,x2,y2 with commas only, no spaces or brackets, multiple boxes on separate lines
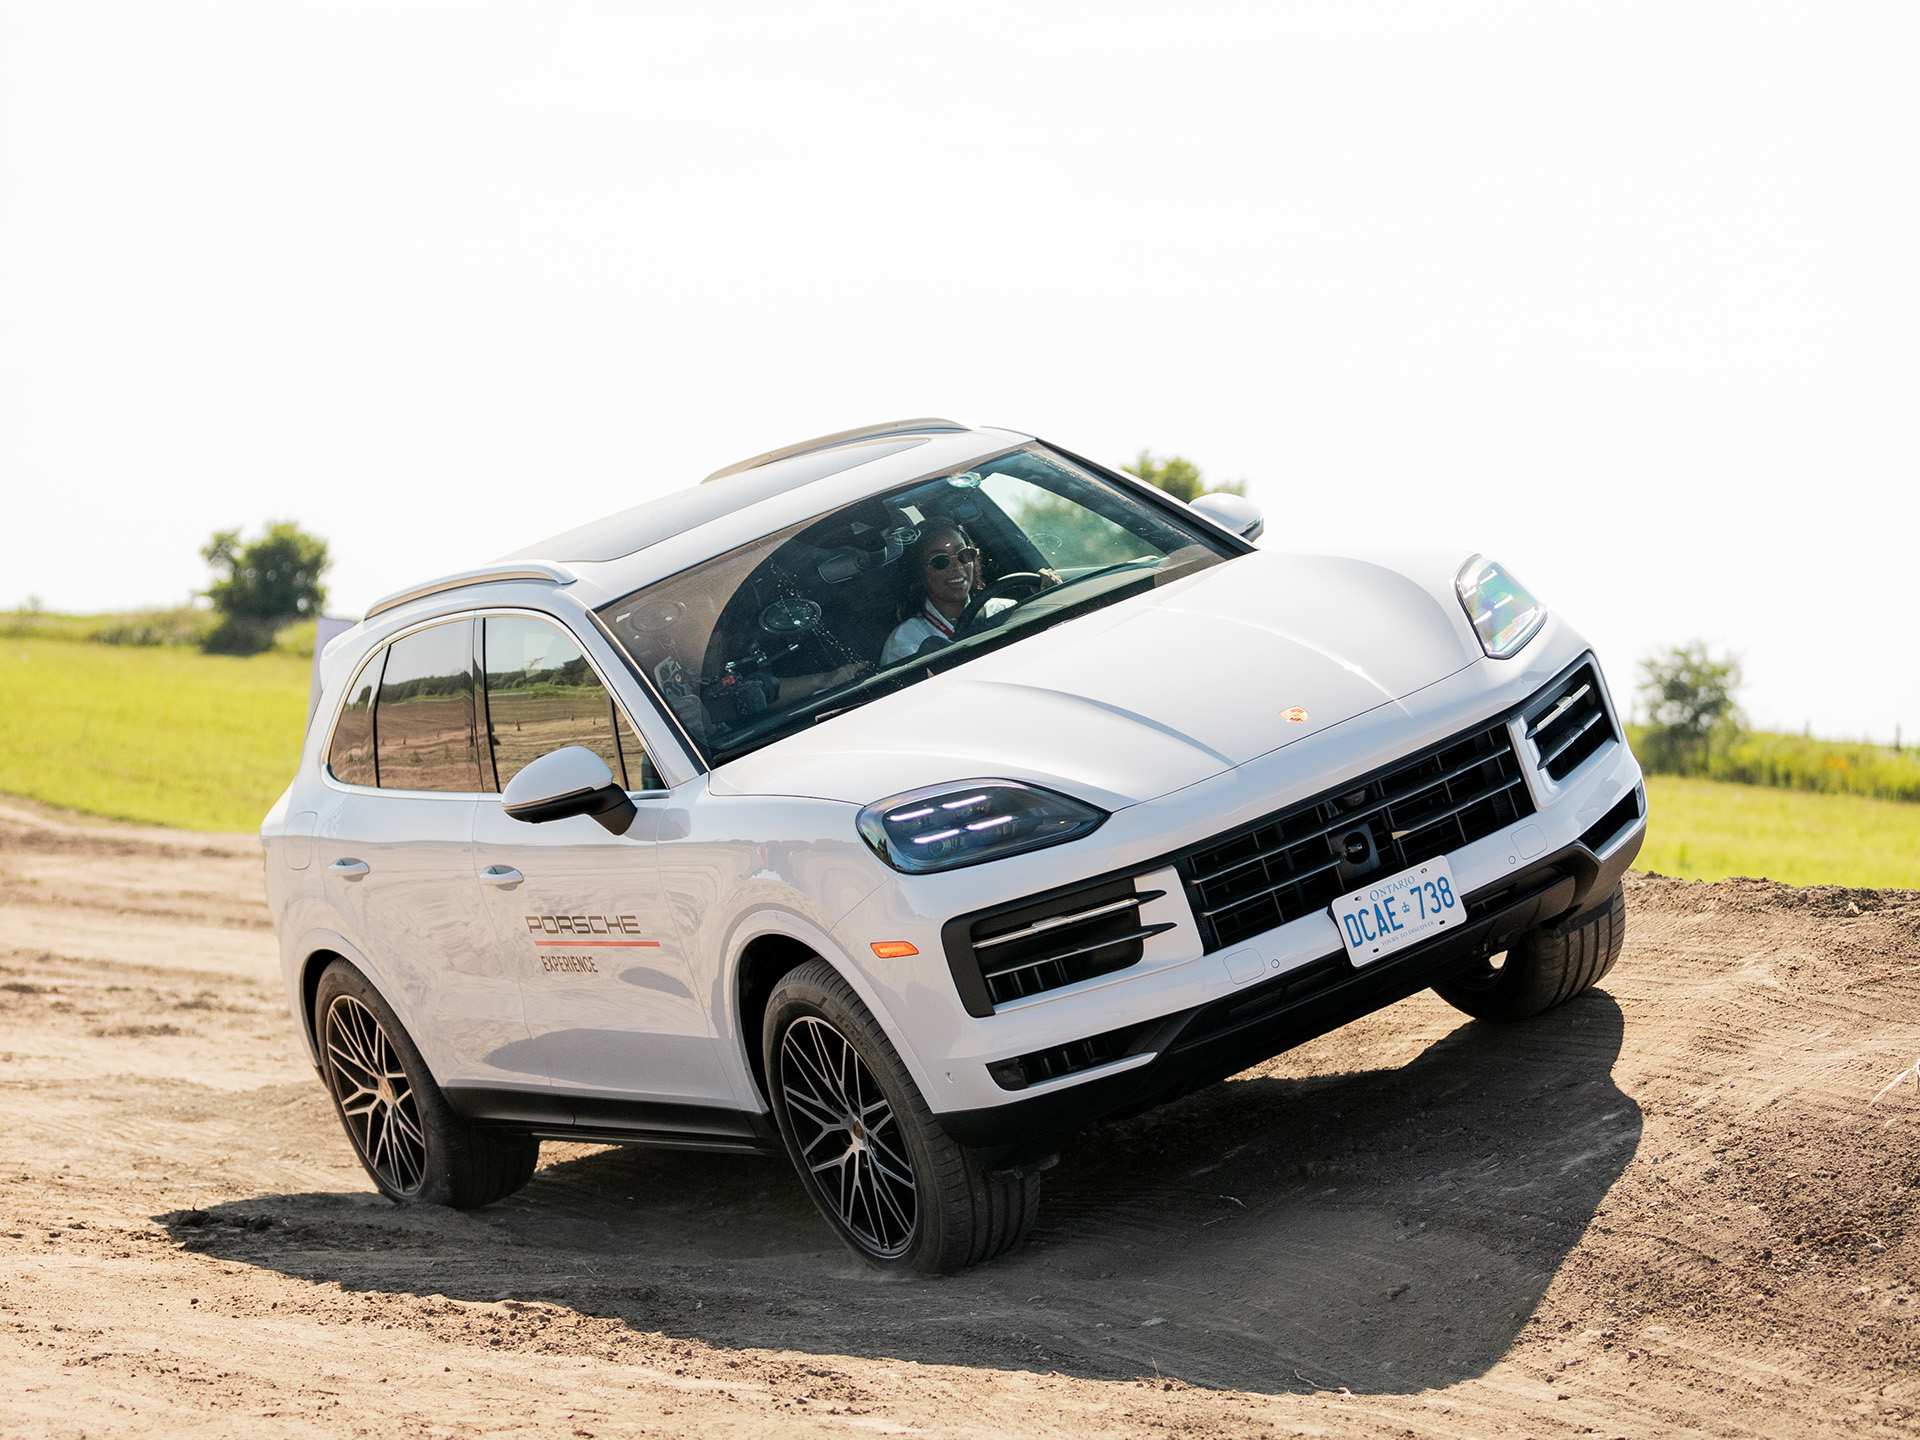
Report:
3,1,1914,741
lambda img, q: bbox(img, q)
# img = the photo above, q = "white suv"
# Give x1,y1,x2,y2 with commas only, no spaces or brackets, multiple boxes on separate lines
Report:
263,419,1645,1273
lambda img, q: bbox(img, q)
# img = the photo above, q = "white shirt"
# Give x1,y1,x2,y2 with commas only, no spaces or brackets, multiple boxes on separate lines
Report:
881,597,1012,666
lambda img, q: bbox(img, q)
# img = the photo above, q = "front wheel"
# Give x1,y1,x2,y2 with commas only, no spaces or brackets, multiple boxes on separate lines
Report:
1433,884,1627,1022
763,960,1039,1273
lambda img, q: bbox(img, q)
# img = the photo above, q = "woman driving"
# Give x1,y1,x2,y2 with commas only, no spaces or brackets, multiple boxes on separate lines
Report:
880,522,1012,665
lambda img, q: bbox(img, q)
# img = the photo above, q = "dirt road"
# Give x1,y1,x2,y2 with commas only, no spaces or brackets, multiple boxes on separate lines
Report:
1,796,1916,1438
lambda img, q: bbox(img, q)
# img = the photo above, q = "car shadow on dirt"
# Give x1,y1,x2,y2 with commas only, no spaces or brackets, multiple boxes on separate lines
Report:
159,993,1638,1395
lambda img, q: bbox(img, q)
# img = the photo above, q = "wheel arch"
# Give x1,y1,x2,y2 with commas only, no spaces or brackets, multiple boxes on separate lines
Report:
733,933,818,1106
723,916,929,1109
300,946,347,1050
288,930,416,1070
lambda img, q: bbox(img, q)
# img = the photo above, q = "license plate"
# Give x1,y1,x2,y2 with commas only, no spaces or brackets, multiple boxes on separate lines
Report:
1332,857,1465,967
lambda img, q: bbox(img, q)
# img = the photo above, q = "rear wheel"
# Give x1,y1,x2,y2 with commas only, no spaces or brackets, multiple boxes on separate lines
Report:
763,960,1039,1274
314,960,538,1208
1433,884,1626,1022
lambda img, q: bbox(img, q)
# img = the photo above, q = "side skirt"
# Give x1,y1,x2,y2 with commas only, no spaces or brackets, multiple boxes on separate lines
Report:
442,1085,780,1155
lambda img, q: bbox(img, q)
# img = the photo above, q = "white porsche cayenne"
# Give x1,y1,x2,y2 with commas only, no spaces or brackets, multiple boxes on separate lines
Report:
263,418,1645,1273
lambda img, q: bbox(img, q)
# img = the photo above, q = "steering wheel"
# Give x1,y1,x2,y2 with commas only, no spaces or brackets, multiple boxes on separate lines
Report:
960,571,1049,631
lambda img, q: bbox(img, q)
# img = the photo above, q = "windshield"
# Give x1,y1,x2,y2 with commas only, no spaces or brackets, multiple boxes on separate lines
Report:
596,445,1240,768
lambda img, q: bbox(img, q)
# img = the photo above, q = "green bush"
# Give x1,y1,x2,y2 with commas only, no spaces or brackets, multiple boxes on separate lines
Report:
1628,724,1920,804
202,614,283,656
1,607,319,655
94,608,221,648
0,607,218,647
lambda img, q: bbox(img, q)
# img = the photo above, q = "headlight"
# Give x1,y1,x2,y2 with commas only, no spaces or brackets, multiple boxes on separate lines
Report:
1455,555,1546,659
857,780,1107,875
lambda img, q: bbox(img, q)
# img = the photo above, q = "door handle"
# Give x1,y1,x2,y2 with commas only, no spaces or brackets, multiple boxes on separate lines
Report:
480,865,524,889
329,858,370,881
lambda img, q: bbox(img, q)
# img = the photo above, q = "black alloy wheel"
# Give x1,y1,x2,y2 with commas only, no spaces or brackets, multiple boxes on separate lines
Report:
762,959,1040,1273
311,958,538,1209
322,992,429,1195
778,1014,918,1258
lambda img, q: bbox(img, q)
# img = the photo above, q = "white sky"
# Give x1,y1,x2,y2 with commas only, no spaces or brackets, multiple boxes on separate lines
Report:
3,0,1915,740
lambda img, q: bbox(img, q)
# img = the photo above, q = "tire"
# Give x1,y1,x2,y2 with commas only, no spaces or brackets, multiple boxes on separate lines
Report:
313,959,538,1209
763,959,1039,1274
1433,883,1627,1022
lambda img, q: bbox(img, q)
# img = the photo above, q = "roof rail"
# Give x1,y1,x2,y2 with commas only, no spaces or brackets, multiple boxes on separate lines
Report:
364,561,577,621
702,417,969,484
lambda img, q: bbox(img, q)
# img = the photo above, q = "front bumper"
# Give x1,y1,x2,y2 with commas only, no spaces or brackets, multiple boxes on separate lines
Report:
935,811,1644,1157
831,627,1643,1120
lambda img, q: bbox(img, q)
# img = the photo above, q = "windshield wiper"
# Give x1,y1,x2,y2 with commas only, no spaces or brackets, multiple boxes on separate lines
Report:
806,663,930,725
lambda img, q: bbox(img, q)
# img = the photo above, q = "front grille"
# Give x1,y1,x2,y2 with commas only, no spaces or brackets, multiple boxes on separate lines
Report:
944,877,1174,1015
1525,663,1616,781
1180,720,1533,953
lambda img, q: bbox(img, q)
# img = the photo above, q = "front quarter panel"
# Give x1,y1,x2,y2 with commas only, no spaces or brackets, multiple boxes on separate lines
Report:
652,782,899,1107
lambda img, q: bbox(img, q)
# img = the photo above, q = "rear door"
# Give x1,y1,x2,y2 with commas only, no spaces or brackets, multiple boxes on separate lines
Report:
470,613,732,1113
318,617,534,1090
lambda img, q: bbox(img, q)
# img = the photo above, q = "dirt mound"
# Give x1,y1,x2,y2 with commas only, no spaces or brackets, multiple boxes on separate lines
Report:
1,798,1915,1437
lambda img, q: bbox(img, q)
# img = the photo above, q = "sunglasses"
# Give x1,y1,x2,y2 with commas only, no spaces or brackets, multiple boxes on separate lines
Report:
925,546,980,572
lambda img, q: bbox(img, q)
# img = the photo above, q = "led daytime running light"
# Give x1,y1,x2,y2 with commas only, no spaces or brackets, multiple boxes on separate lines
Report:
857,781,1107,874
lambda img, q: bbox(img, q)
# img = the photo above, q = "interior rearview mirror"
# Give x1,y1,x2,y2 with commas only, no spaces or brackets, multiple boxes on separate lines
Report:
500,746,637,836
1188,491,1265,542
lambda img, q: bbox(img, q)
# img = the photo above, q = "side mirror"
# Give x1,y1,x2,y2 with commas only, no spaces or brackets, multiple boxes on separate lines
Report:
500,746,637,836
1189,492,1265,542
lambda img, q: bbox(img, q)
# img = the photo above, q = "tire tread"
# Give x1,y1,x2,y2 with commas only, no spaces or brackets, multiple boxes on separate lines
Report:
1432,884,1627,1023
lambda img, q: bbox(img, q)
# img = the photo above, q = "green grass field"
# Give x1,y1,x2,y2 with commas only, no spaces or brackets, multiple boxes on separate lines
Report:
1638,774,1920,889
0,638,309,831
1,635,1917,886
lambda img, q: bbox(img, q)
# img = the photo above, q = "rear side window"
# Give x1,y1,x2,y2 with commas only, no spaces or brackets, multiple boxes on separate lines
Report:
483,615,655,790
327,651,384,786
376,621,482,793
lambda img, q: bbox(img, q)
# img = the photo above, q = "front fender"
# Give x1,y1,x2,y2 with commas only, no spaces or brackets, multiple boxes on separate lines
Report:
716,909,938,1112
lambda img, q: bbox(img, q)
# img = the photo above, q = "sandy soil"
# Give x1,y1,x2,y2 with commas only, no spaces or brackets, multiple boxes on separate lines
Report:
1,795,1916,1439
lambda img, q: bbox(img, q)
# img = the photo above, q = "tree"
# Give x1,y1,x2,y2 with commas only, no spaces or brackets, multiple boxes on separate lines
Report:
1128,450,1246,503
1637,641,1743,773
200,521,330,653
202,522,330,620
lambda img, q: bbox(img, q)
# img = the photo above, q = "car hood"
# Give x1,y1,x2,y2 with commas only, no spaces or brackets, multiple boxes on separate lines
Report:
708,547,1484,809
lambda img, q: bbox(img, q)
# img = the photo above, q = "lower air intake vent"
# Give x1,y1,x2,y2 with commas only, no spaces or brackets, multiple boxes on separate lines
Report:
1525,662,1617,782
944,877,1173,1016
987,1018,1159,1091
1579,784,1643,853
